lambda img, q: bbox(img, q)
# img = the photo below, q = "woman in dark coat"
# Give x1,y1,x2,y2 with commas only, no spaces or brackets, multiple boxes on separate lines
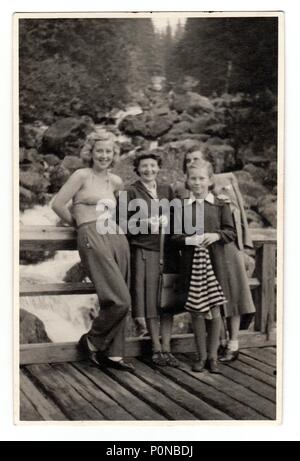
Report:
119,150,179,367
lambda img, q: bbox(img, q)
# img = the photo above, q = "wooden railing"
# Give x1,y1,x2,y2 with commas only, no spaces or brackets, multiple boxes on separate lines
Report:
19,226,277,365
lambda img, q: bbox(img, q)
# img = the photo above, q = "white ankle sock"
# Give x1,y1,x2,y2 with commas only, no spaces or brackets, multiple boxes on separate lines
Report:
108,356,122,362
228,340,239,351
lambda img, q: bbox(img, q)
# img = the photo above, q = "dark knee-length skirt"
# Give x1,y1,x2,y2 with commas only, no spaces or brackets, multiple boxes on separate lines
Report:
130,247,160,319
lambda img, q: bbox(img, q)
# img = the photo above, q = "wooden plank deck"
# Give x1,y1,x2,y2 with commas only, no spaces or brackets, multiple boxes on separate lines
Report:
19,347,276,422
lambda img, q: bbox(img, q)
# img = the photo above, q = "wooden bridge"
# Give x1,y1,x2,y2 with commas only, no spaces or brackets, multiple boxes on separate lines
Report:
19,226,277,421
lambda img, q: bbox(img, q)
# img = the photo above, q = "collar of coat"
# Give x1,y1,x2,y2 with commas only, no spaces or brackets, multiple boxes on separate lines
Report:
186,191,215,205
134,179,165,199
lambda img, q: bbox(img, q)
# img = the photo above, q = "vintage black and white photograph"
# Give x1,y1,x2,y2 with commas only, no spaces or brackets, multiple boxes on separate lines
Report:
15,12,282,423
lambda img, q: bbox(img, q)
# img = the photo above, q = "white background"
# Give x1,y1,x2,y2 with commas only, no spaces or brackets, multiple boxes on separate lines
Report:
1,0,299,442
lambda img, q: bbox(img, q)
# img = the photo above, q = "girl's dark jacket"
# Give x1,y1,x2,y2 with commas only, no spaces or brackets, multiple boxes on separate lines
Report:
171,194,236,303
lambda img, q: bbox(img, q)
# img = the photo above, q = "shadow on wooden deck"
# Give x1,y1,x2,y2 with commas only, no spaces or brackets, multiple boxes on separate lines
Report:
20,347,276,422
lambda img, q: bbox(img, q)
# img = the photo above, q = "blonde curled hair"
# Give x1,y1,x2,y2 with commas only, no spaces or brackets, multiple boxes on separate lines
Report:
80,129,120,167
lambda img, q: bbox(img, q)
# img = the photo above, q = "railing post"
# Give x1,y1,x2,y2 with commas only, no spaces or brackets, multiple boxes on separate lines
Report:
254,242,276,336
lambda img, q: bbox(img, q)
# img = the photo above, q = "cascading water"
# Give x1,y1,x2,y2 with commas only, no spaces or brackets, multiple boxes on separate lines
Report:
20,202,99,342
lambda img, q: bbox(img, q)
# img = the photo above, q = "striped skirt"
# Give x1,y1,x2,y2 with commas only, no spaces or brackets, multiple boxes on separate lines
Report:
184,246,227,314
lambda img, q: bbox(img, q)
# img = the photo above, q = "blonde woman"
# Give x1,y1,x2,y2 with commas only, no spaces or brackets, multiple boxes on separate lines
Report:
52,131,134,371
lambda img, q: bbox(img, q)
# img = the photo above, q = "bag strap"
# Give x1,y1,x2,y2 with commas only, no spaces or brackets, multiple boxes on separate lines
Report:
159,230,165,275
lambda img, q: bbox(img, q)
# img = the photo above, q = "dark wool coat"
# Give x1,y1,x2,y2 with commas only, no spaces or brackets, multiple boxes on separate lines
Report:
171,197,237,306
172,184,256,317
119,180,175,252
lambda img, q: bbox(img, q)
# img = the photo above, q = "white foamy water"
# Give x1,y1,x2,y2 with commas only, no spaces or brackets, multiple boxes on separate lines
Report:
21,294,98,342
20,204,97,342
20,202,59,226
113,104,143,127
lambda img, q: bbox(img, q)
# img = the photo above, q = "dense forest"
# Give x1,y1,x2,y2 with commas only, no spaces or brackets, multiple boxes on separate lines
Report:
19,18,161,122
19,17,278,231
19,17,277,120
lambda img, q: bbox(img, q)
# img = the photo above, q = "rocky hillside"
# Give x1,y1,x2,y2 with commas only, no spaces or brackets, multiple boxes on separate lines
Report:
19,87,277,229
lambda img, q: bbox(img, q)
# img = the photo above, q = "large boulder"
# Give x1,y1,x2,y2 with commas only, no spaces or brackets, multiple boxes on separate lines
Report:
243,163,266,184
161,131,208,144
20,309,51,344
206,136,227,146
119,115,146,136
171,91,214,115
204,122,228,138
190,114,218,134
63,262,89,283
233,170,254,184
20,123,48,149
19,169,50,194
119,110,176,139
237,179,269,201
61,155,84,173
42,116,94,157
246,209,265,228
147,114,176,138
164,120,192,137
242,194,259,210
204,143,235,173
19,186,35,211
19,148,42,166
257,194,277,227
151,105,175,118
43,153,60,167
212,93,250,108
186,92,215,114
49,164,72,192
179,133,210,142
263,160,277,189
162,138,204,154
179,112,197,123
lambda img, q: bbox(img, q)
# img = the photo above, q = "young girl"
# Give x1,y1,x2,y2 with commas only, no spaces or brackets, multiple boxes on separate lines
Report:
171,161,236,373
174,144,256,362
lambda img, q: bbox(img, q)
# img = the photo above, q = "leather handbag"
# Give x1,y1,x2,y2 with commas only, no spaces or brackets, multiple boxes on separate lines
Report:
157,232,184,312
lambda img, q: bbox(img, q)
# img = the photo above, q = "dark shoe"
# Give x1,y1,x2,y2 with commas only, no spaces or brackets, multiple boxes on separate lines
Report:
104,358,135,372
163,352,180,368
207,359,221,374
152,351,167,366
217,344,227,359
219,349,239,363
192,359,206,372
78,334,101,366
135,318,148,337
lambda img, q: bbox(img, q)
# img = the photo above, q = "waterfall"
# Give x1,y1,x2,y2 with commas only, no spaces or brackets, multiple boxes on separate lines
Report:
20,237,99,342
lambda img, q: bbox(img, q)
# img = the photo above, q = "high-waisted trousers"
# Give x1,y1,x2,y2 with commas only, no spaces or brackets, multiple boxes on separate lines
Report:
77,221,131,357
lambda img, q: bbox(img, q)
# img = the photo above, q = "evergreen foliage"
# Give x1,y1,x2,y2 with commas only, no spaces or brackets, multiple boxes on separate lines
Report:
171,17,278,96
19,18,158,122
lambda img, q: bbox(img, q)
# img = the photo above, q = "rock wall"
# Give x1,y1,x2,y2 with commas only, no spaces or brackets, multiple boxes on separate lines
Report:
19,88,277,229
